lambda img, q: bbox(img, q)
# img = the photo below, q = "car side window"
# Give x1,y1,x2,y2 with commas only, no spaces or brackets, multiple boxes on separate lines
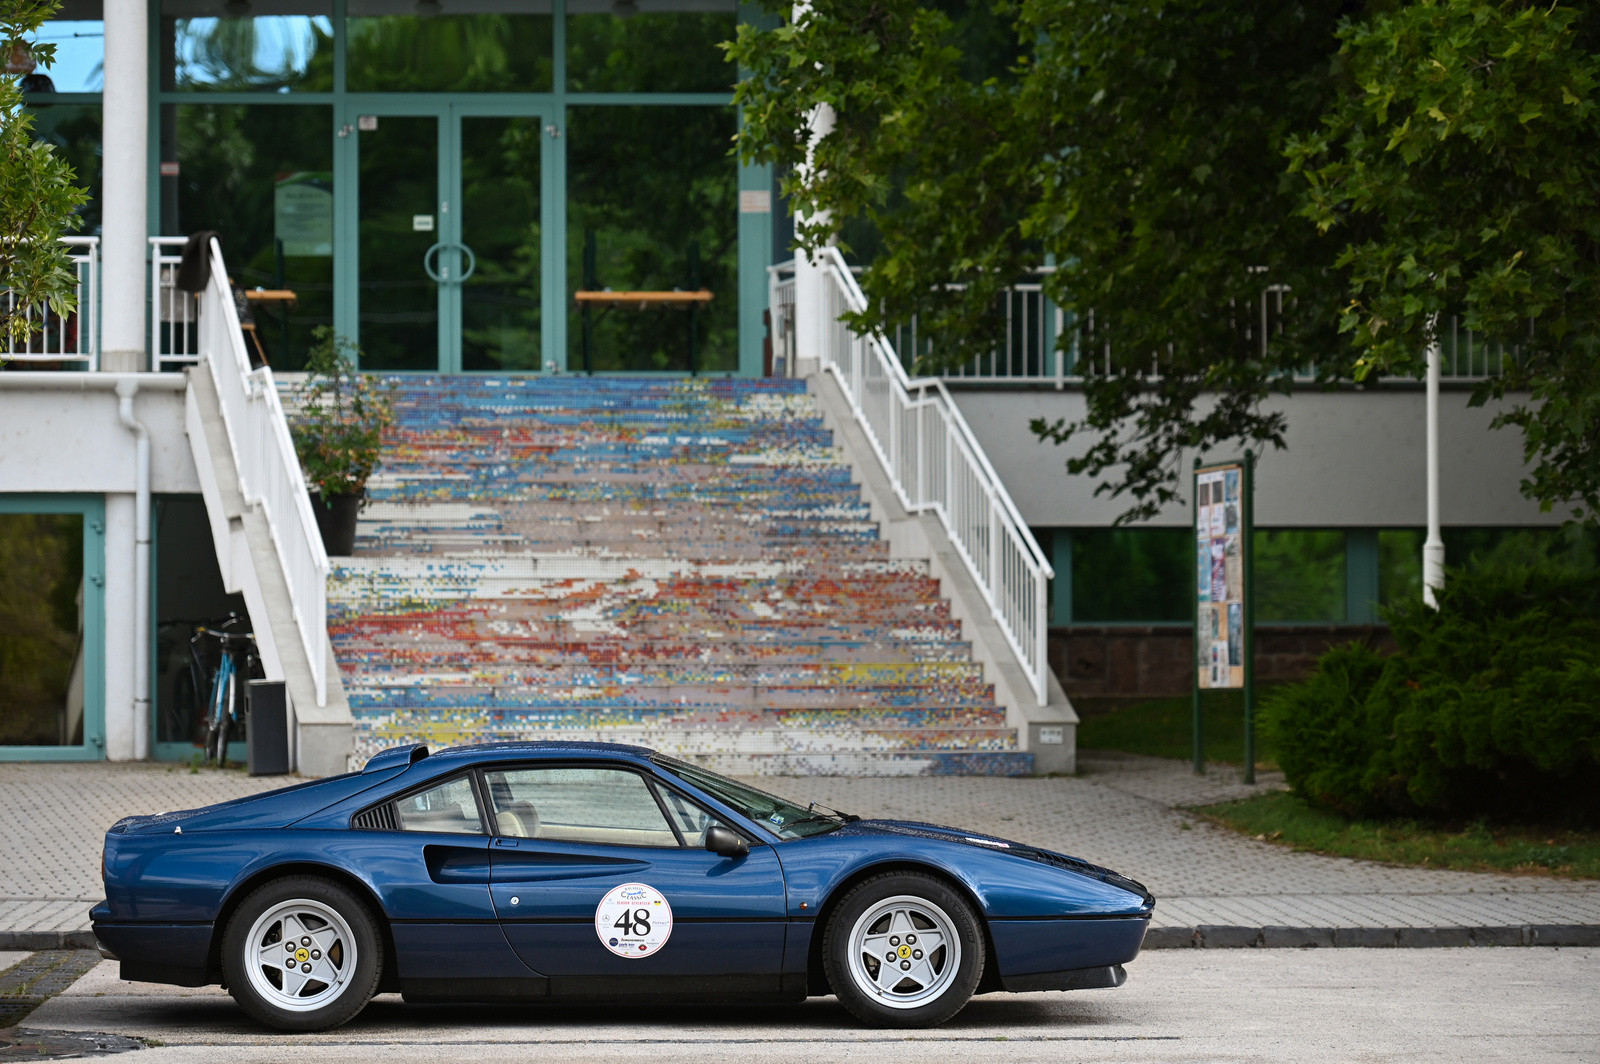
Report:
394,776,484,834
483,767,679,848
655,784,725,848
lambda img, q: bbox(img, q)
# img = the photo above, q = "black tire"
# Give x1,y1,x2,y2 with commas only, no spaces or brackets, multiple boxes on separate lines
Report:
821,871,985,1028
222,875,383,1032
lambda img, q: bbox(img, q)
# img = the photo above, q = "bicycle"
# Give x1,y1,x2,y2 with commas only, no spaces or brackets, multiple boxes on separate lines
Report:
198,625,259,767
157,613,250,748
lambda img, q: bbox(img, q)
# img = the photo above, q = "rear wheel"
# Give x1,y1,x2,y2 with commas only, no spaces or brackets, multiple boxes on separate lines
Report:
822,872,984,1028
222,876,382,1031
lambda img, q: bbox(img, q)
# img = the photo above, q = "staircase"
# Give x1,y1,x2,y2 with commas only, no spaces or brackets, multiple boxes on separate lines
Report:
328,376,1032,775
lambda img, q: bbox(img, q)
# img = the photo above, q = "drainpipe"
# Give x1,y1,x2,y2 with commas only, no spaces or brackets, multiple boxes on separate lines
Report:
1422,333,1444,609
116,379,152,760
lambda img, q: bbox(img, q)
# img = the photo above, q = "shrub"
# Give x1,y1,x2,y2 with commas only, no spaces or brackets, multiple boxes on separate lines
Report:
291,327,394,500
1263,563,1600,826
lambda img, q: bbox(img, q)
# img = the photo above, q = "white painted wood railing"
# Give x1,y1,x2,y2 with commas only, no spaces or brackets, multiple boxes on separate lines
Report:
197,237,330,707
817,246,1054,706
3,237,98,367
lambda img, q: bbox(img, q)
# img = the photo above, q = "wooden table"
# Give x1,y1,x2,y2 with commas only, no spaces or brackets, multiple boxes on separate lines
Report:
573,290,712,311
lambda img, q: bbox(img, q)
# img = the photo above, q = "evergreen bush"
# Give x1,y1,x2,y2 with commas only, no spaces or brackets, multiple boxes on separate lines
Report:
1263,564,1600,826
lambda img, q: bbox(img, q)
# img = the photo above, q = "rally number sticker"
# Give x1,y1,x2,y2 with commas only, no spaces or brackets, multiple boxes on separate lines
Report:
595,882,673,959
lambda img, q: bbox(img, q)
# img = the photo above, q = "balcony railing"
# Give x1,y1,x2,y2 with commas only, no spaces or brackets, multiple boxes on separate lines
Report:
777,260,1508,387
2,237,98,369
150,236,200,368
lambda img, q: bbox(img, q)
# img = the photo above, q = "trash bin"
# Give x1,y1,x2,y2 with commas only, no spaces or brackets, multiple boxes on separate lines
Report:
247,680,290,776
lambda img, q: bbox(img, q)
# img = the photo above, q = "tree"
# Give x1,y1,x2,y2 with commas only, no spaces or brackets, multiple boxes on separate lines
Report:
732,0,1600,526
0,0,88,357
733,0,1361,521
1288,0,1600,525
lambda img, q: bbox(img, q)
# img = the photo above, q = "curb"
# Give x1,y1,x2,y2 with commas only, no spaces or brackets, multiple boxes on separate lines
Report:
1143,924,1600,949
0,932,100,952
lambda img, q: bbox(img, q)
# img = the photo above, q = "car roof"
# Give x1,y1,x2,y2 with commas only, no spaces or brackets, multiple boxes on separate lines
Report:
423,740,660,764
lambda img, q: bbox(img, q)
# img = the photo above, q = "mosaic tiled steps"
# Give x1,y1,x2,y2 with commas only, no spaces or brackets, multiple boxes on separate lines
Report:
324,376,1031,775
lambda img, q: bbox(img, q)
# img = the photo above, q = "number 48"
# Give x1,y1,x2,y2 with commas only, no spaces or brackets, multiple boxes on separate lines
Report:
613,908,652,937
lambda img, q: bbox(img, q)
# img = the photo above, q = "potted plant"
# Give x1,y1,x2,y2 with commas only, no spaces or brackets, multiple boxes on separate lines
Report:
291,327,394,556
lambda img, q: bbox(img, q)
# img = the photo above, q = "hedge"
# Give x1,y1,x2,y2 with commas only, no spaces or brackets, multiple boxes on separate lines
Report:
1263,563,1600,826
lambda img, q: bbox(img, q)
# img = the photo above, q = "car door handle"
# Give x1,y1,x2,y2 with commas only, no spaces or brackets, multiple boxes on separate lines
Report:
494,838,519,848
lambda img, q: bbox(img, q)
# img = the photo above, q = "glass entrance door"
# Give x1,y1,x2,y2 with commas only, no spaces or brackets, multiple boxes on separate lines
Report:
354,105,552,373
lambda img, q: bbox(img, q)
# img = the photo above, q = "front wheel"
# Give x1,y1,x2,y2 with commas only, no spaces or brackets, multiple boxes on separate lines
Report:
222,876,383,1031
822,872,985,1028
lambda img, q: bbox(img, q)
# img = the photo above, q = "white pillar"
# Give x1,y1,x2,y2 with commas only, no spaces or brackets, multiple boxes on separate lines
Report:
103,493,138,760
1423,335,1445,608
101,0,149,373
791,100,835,371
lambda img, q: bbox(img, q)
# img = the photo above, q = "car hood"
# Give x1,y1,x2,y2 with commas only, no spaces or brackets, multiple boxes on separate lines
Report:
838,819,1153,904
108,768,404,835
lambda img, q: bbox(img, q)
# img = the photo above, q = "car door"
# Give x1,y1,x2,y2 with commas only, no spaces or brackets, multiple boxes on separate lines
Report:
483,762,788,996
362,771,539,992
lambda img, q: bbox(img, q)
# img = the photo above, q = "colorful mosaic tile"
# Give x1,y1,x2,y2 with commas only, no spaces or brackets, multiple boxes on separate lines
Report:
309,376,1030,776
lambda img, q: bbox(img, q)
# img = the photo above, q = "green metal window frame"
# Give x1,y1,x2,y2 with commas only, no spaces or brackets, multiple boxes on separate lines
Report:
0,493,107,761
17,0,777,376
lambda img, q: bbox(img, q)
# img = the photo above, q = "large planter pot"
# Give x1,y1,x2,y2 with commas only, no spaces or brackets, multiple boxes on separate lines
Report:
310,491,363,556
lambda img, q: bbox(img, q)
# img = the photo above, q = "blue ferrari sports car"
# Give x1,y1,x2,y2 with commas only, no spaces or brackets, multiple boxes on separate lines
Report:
92,742,1154,1031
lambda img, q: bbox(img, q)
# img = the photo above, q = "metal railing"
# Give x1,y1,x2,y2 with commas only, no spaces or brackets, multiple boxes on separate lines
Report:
3,237,98,368
150,236,200,368
780,260,1508,386
196,237,330,707
816,246,1054,706
767,262,796,377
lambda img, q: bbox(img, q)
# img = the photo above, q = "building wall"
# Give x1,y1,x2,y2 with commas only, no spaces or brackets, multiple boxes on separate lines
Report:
0,382,200,760
950,387,1555,529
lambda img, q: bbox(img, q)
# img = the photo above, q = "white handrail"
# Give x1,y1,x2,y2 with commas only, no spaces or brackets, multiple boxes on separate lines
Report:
4,236,98,368
815,246,1054,705
197,237,330,707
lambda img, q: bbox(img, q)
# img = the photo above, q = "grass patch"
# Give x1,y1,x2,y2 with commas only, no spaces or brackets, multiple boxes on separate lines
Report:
1194,790,1600,878
1076,689,1277,767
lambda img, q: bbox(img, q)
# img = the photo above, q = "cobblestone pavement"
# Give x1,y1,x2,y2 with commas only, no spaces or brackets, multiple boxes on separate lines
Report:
17,950,1600,1063
0,763,286,937
1,756,1596,940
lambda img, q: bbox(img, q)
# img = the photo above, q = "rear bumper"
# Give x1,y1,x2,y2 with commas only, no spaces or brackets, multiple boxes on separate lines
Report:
91,922,213,987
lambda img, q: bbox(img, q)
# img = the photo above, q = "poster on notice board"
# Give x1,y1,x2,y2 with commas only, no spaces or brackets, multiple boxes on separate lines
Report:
1195,463,1245,690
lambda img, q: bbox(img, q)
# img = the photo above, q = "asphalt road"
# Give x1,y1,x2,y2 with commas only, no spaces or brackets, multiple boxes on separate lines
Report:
16,948,1599,1063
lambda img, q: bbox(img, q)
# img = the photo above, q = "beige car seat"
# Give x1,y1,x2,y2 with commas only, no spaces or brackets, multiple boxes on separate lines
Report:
495,800,541,838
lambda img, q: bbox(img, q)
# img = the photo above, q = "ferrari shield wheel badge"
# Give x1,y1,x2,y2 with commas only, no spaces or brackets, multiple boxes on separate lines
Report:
595,882,673,959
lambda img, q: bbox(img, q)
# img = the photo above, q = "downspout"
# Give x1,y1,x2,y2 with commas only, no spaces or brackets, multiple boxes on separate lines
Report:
1423,331,1444,609
116,379,152,760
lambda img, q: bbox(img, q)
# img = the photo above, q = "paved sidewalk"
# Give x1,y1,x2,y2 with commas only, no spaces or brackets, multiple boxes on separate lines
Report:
1,756,1595,949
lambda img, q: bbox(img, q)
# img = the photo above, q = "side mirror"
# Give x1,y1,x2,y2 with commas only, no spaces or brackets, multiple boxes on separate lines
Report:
705,824,750,858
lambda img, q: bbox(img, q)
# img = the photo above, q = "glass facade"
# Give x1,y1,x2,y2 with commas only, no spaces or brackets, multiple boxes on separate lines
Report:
161,8,334,92
567,104,737,373
346,10,553,92
24,1,760,376
0,513,86,746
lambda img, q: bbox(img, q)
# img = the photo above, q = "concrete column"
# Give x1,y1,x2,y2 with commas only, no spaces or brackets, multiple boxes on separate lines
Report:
103,493,138,760
101,0,149,373
791,101,835,370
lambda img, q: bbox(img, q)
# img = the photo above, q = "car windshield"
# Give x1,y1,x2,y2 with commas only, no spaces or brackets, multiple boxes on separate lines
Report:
654,757,846,840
